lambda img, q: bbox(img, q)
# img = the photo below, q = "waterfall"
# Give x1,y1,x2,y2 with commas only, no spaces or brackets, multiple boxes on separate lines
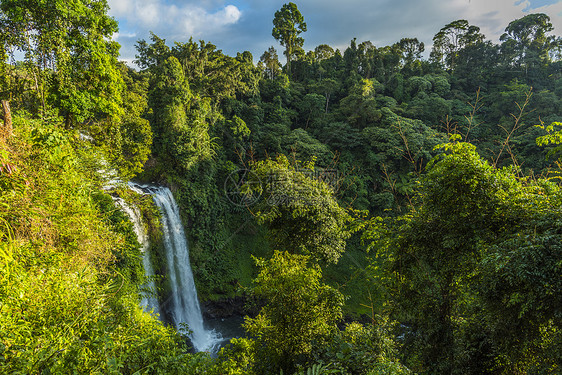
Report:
129,182,222,353
113,197,161,316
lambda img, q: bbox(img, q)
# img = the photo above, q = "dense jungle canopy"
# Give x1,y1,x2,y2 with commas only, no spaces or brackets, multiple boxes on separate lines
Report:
1,1,562,373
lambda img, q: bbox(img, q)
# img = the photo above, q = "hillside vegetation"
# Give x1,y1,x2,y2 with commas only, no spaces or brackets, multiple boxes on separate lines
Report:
1,1,562,373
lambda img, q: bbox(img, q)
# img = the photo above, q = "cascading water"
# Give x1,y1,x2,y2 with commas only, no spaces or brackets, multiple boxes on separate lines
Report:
130,182,222,353
113,197,161,316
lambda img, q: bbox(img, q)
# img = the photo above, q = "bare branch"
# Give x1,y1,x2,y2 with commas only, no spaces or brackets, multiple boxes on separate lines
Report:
493,87,533,169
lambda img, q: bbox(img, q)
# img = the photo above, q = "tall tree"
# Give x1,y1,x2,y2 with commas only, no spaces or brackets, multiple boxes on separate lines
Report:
396,38,425,65
430,20,485,71
147,56,212,172
500,13,561,79
90,64,153,179
244,251,344,374
368,138,562,372
394,37,425,75
0,0,124,125
137,33,259,111
272,2,307,77
369,141,510,372
311,78,339,113
314,44,335,61
260,46,282,79
248,155,351,264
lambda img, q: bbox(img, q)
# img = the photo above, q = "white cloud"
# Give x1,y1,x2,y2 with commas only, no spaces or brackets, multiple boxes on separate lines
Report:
112,31,137,40
136,1,161,27
107,0,133,16
220,5,242,25
107,0,562,67
451,0,562,41
108,0,242,38
292,0,562,58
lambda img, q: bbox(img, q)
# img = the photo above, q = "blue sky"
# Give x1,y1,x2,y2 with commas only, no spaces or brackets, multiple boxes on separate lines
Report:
107,0,562,66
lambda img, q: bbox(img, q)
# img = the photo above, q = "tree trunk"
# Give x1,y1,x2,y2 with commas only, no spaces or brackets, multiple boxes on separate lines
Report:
65,112,72,129
2,100,12,138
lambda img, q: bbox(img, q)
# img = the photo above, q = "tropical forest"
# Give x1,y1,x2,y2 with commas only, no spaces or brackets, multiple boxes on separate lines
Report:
1,1,562,374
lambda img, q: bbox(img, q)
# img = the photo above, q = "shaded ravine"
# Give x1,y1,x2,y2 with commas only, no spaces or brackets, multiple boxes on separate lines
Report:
129,182,222,353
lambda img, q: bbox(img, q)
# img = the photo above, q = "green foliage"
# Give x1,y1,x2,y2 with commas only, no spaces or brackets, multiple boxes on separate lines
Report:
5,5,562,373
91,64,153,179
260,46,283,79
148,55,213,172
501,13,559,70
366,139,562,373
211,337,257,375
294,363,333,375
0,247,205,374
536,120,562,163
430,20,485,70
249,155,352,264
137,34,260,106
244,250,344,374
173,39,260,103
389,141,519,373
338,79,383,128
312,320,411,375
0,0,124,124
135,34,262,189
0,115,213,374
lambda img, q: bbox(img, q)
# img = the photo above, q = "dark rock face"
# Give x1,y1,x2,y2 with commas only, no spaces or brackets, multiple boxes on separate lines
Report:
202,296,248,319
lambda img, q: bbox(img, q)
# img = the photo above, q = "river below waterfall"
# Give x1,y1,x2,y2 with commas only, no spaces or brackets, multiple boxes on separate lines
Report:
206,315,246,347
